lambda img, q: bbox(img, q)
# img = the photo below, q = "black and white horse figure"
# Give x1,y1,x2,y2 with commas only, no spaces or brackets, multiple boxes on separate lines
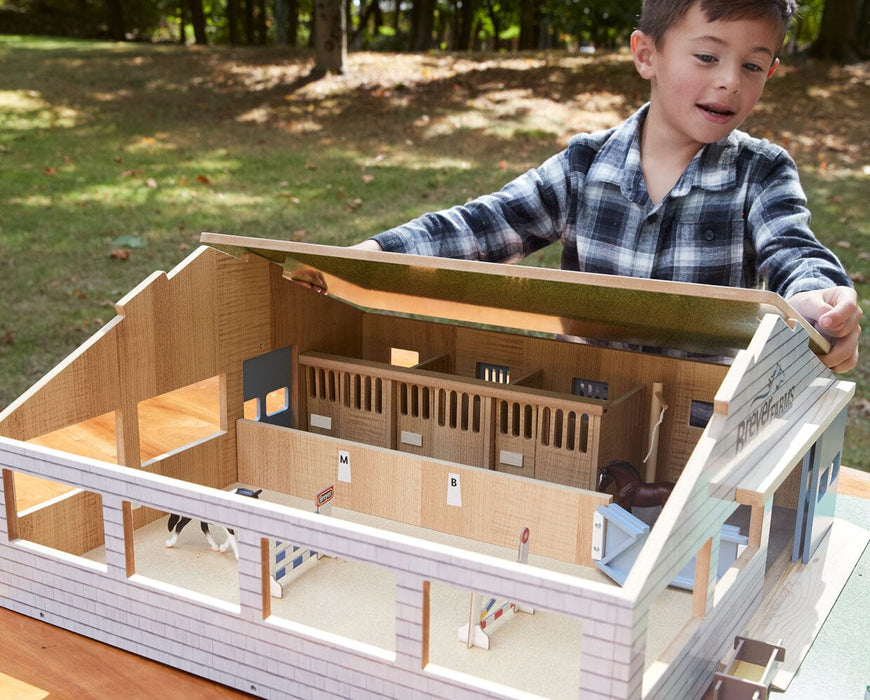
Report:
165,487,262,558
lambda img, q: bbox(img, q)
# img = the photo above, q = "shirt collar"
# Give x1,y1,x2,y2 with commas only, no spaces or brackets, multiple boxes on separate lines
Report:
587,103,740,203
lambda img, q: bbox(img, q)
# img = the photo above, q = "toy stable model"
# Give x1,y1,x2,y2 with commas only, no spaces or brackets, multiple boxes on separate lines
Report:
0,233,865,699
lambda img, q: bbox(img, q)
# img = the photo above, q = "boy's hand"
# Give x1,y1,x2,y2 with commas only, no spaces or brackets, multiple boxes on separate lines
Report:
788,287,862,373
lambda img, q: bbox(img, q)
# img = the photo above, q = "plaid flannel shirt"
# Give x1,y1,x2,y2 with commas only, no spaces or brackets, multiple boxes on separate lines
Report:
373,104,850,299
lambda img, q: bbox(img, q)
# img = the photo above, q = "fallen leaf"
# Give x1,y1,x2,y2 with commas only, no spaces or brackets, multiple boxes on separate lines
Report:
110,249,131,261
196,174,211,185
837,240,851,248
346,197,363,211
2,330,13,346
362,173,375,183
145,177,158,188
43,166,58,176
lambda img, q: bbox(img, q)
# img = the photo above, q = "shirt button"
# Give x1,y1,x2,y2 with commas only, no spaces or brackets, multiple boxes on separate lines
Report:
703,229,716,241
648,213,658,223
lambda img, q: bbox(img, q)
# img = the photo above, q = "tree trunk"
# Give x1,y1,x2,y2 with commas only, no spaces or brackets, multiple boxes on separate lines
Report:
244,0,256,44
411,0,435,50
106,0,125,40
349,0,379,47
392,0,401,34
274,0,288,45
857,0,869,58
189,0,209,44
458,0,474,51
288,0,298,46
179,0,188,43
227,0,240,44
256,0,268,43
808,0,859,61
487,4,501,51
314,0,346,75
518,0,538,50
372,0,383,34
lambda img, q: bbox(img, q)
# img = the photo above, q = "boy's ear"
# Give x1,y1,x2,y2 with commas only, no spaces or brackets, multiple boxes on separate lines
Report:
766,57,780,80
631,30,656,79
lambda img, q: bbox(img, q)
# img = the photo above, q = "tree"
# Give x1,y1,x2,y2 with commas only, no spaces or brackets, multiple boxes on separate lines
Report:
227,0,241,44
858,0,870,58
189,0,209,44
256,0,268,43
314,0,346,74
349,0,385,48
106,0,125,40
411,0,436,50
287,0,300,46
808,0,859,60
455,0,475,51
244,0,256,43
518,0,539,50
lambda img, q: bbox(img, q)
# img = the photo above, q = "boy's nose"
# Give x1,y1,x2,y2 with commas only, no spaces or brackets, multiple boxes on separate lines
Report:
716,66,741,93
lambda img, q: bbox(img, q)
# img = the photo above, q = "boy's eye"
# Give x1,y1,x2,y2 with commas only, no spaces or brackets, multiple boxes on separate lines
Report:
695,54,717,63
743,62,764,73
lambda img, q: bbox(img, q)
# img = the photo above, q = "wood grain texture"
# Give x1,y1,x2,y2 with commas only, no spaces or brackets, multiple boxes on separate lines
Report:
0,608,250,699
747,517,870,691
235,419,611,566
200,234,831,357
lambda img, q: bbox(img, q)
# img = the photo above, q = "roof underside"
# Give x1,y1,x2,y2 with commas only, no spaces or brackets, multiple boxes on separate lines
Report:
201,233,828,359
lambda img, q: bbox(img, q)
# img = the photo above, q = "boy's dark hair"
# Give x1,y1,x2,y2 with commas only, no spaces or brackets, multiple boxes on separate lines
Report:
638,0,797,48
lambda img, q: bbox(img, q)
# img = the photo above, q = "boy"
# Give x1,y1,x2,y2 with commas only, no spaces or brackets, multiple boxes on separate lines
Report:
354,0,861,371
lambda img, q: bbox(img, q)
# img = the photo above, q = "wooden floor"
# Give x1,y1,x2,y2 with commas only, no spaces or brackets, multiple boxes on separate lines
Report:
0,607,252,699
3,381,868,699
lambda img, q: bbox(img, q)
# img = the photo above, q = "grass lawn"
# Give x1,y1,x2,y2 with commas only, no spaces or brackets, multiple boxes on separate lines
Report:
0,36,867,468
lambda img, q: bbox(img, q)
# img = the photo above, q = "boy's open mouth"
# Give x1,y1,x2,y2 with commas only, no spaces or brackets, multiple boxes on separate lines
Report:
698,103,735,119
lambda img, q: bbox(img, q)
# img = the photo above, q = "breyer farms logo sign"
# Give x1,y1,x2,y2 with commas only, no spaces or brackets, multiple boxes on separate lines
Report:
735,363,796,454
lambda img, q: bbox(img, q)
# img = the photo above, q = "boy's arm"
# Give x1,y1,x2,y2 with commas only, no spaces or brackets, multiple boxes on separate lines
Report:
747,147,859,372
367,150,574,261
788,287,862,373
350,239,382,251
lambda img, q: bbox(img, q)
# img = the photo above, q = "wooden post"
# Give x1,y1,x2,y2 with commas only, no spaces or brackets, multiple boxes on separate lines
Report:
645,382,666,482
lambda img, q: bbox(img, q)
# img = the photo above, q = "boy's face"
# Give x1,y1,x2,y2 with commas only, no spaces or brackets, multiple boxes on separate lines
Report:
632,5,781,147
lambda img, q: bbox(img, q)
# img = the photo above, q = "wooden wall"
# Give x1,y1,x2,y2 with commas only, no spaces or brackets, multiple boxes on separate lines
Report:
361,315,727,482
18,490,105,557
236,420,612,567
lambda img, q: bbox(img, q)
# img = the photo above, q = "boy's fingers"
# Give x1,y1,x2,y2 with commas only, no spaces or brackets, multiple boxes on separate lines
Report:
790,287,861,339
821,324,861,373
818,289,863,338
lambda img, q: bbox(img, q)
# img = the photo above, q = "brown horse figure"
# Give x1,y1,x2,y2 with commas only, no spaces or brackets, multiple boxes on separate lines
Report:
597,460,674,511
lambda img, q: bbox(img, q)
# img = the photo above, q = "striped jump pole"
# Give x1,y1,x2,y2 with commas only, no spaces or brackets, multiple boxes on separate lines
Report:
458,527,534,650
270,485,334,599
